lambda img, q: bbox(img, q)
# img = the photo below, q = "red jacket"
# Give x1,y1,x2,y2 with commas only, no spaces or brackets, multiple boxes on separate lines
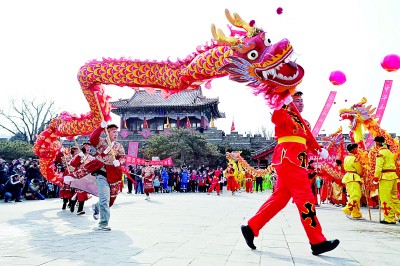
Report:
271,108,317,168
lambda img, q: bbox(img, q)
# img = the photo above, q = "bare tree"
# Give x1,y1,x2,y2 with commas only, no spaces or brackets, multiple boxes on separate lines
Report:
260,126,275,140
0,98,57,144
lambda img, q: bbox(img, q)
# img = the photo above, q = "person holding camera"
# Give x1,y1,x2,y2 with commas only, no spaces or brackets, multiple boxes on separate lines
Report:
4,174,24,202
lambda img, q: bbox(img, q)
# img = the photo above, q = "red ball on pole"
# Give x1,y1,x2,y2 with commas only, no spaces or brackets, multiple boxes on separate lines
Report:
381,54,400,72
329,70,346,85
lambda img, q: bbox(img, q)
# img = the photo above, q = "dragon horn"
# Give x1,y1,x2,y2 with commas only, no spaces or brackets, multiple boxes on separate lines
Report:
211,24,239,45
333,126,343,135
225,9,252,32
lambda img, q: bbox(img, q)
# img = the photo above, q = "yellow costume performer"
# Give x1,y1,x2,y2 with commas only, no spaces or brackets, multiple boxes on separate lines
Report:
342,144,364,219
373,136,400,224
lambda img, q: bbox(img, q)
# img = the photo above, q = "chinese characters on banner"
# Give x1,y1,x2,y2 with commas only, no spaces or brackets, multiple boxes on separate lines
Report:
308,154,336,165
125,156,173,166
364,80,393,148
127,142,139,157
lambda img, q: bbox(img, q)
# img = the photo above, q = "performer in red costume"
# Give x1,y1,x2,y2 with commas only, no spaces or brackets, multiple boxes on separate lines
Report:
225,164,237,195
245,171,254,193
207,167,221,195
69,142,94,215
57,147,78,210
241,91,339,255
86,122,125,231
307,160,319,206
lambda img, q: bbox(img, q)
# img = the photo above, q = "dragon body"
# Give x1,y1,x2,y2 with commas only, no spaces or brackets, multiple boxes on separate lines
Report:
226,151,271,178
33,9,304,185
339,97,400,190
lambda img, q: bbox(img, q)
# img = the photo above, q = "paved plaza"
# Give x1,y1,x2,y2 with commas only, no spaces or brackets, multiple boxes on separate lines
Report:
1,188,399,266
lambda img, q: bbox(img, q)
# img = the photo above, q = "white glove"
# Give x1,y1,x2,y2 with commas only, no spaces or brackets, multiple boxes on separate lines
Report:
317,148,329,159
78,152,84,157
283,95,293,105
100,120,108,128
113,160,121,167
60,146,66,152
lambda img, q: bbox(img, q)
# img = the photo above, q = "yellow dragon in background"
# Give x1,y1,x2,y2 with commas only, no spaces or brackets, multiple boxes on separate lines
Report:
339,97,400,191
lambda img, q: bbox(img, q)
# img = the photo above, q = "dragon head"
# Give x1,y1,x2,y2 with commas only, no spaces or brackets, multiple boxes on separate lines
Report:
339,97,376,131
211,9,304,108
320,126,346,161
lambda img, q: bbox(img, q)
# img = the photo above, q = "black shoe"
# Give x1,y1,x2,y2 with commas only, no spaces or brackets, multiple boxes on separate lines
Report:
380,220,396,224
70,201,76,213
241,225,256,250
15,199,22,202
311,239,340,255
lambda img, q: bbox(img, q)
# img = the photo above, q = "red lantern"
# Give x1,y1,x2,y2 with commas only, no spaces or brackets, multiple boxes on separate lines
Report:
329,70,346,85
381,54,400,72
276,7,283,15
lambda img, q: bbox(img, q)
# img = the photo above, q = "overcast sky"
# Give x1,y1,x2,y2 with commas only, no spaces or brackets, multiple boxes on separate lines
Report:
0,0,399,137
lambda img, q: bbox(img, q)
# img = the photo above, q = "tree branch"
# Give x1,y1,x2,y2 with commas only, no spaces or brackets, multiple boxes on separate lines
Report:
0,124,16,135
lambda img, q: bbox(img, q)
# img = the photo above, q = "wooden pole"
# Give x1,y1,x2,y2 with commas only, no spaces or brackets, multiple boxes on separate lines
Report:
364,185,372,220
378,187,381,222
316,157,321,205
94,92,116,161
73,138,81,152
59,138,72,174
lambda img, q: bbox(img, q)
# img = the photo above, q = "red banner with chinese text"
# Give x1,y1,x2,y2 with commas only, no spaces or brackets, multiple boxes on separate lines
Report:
125,156,173,166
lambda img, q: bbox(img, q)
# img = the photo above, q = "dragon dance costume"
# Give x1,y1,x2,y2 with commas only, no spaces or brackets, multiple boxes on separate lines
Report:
69,151,95,214
342,148,363,219
56,151,76,210
142,165,155,195
374,144,400,223
207,172,221,195
225,166,237,194
247,100,330,247
244,172,254,193
87,126,126,207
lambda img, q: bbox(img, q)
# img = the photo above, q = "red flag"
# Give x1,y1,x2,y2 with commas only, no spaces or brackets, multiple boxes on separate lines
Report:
186,116,191,128
231,118,235,132
143,117,149,128
123,117,128,129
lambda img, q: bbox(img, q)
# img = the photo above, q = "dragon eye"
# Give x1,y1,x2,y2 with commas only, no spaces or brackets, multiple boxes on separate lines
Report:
247,50,259,60
264,37,272,47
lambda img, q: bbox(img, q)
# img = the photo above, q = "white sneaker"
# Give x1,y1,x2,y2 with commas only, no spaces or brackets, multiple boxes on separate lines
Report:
92,204,99,220
93,225,111,231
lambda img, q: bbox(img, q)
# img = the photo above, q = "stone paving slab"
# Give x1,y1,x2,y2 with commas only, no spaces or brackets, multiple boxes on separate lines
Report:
1,189,399,265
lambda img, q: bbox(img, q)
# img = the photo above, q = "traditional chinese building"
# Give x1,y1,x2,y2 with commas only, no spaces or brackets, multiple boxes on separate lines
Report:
64,86,280,167
111,87,225,134
251,140,277,168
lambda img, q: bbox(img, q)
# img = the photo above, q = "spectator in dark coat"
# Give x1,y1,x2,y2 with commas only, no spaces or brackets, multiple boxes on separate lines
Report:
4,174,24,202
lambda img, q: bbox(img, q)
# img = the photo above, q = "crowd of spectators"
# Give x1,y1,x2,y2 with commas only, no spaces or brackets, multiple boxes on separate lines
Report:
1,157,274,203
0,157,57,203
127,164,274,195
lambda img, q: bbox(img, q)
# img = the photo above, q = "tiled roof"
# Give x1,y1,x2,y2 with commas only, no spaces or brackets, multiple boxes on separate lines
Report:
251,140,277,159
111,87,219,108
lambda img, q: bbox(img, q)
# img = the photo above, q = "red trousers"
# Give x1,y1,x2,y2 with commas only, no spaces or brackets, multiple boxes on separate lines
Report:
248,159,326,245
246,179,253,193
227,176,237,191
208,182,220,193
